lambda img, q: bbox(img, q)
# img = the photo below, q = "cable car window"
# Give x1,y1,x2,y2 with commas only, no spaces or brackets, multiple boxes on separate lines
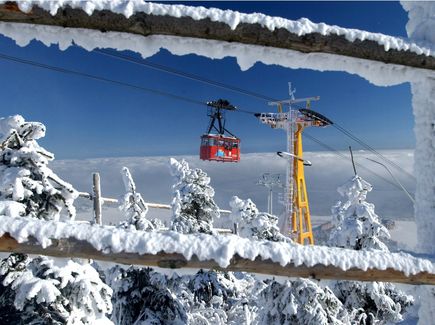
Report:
218,140,224,146
232,142,238,148
209,139,215,146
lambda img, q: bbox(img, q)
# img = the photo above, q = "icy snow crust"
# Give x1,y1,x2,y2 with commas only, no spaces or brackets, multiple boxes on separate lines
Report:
0,215,433,277
1,0,433,58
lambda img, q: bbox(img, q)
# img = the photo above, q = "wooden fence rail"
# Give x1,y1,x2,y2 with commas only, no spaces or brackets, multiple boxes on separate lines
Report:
0,233,433,285
0,2,434,70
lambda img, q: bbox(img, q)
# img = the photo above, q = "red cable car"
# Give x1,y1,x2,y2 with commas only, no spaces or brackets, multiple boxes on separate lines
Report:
200,99,240,163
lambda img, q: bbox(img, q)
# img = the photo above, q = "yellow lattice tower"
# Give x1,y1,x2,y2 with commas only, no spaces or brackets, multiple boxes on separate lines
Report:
256,92,332,245
292,124,314,244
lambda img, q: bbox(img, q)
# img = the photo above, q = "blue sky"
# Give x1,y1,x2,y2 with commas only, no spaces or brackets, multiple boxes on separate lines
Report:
0,1,414,159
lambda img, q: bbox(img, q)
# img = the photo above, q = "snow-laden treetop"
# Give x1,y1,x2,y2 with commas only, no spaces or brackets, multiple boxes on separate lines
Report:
336,175,372,205
0,115,77,221
1,0,433,57
0,114,45,143
329,175,391,252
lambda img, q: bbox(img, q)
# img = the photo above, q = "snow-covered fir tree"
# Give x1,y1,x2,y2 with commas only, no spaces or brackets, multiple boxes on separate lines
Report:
108,265,187,325
328,175,390,251
118,167,163,231
229,195,290,243
328,175,413,324
0,115,113,324
186,270,257,325
0,255,112,324
0,115,77,220
108,265,257,325
258,278,347,325
169,158,219,234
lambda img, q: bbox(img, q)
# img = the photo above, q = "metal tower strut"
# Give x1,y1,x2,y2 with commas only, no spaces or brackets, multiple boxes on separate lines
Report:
255,87,331,245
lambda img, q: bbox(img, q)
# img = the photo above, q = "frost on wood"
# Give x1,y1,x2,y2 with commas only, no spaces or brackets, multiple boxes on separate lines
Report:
169,158,220,235
409,76,435,256
118,167,162,231
328,175,414,324
229,195,290,243
400,4,435,321
401,1,435,45
1,0,433,58
0,115,78,221
0,22,432,87
402,0,435,257
328,175,390,251
0,214,434,277
0,254,113,324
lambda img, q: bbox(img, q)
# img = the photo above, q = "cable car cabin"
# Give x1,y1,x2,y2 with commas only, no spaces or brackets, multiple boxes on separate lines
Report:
200,134,240,162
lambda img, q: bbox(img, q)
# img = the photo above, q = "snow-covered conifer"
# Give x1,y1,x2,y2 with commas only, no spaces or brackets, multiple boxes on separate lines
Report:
179,270,257,325
108,265,187,325
118,167,162,231
229,195,290,242
334,280,413,324
0,115,113,324
328,175,413,324
0,115,77,221
328,175,390,251
258,278,347,325
169,158,219,234
0,255,113,324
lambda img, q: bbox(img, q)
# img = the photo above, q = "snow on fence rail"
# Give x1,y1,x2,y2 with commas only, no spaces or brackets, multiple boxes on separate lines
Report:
75,171,233,233
0,215,433,285
77,171,231,223
0,1,433,71
78,191,231,214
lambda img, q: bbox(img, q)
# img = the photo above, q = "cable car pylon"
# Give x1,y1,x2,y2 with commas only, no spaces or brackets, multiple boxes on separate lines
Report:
255,86,332,245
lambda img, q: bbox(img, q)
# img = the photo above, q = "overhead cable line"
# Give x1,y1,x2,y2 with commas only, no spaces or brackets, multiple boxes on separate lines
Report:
332,122,416,181
0,51,260,116
96,50,415,180
94,48,277,102
0,52,206,108
303,132,407,191
293,103,416,182
0,51,413,187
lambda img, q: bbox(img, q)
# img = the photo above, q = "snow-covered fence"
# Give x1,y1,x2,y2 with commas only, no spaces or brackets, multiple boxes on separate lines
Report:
1,1,434,254
77,191,231,213
0,215,433,285
77,169,232,222
0,1,433,70
92,172,102,225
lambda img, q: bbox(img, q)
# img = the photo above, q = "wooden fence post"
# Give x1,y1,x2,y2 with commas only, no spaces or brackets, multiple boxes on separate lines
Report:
93,173,102,225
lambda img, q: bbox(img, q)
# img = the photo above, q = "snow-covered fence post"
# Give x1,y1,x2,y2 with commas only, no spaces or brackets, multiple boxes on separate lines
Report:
401,3,435,256
410,78,435,255
93,172,102,225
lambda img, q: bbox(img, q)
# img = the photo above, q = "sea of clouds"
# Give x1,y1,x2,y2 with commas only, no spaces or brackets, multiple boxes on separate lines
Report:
51,149,415,229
